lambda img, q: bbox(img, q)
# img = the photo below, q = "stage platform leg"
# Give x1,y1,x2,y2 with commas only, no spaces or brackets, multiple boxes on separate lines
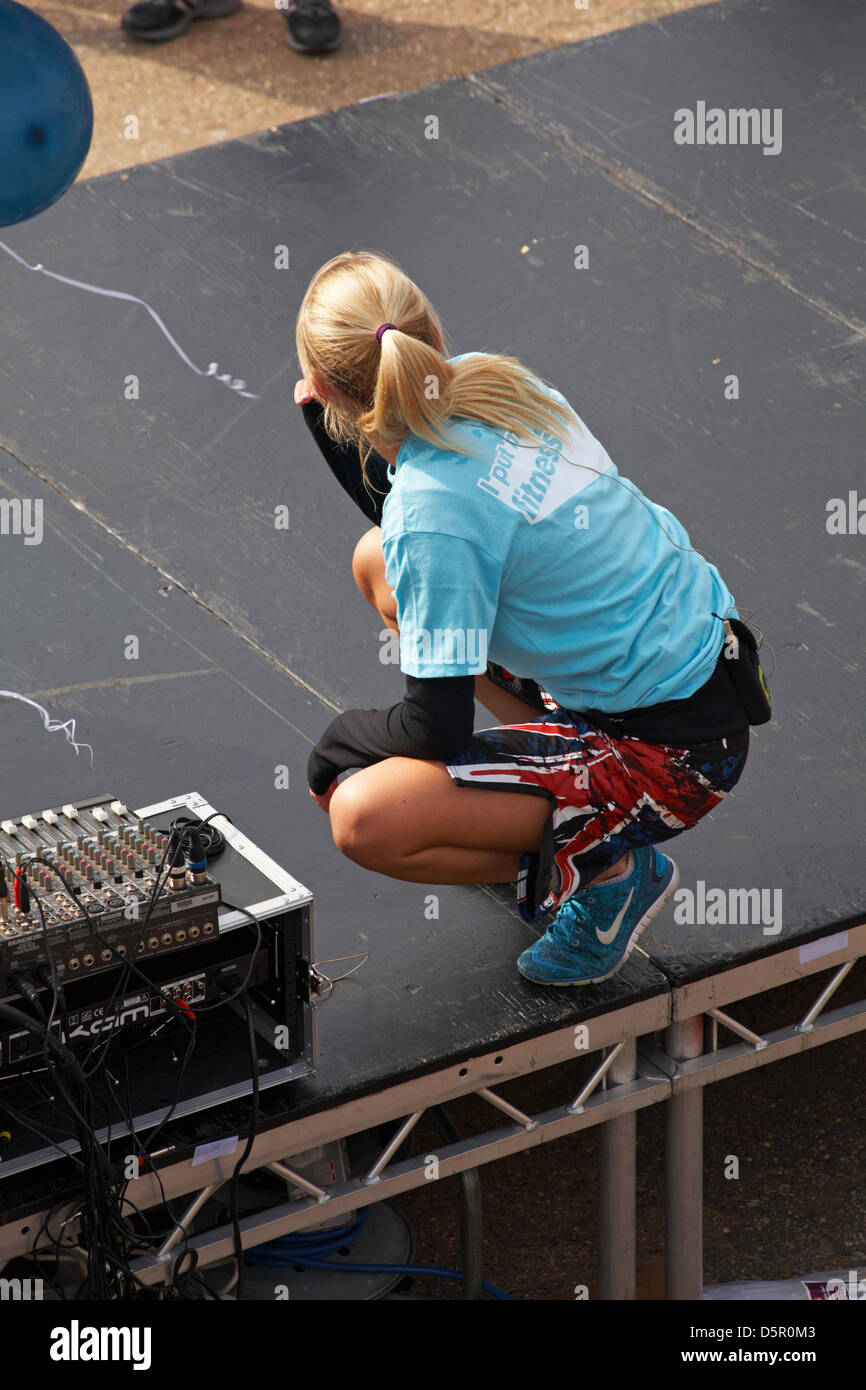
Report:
598,1038,637,1300
431,1105,484,1301
665,1016,705,1300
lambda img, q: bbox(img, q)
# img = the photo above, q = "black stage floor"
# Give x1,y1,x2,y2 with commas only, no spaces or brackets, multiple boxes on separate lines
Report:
0,0,863,1131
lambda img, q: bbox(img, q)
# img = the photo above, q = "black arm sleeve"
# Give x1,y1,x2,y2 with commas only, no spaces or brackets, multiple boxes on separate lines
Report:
308,674,477,794
300,398,391,527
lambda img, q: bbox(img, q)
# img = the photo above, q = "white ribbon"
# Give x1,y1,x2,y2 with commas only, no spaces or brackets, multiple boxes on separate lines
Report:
0,691,94,768
0,239,260,400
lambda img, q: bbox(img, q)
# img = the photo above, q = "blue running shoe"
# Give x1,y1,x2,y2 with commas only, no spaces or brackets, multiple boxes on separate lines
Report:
516,846,679,986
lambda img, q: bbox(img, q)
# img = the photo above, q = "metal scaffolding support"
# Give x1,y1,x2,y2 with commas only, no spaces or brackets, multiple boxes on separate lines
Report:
0,940,863,1299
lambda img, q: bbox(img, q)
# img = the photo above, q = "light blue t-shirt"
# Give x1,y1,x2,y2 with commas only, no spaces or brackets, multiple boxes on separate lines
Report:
380,354,736,713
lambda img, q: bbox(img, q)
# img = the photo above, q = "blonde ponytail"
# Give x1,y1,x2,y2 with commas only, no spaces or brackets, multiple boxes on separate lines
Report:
296,249,577,478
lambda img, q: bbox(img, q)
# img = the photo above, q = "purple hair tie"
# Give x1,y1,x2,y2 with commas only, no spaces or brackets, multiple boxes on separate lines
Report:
376,322,397,343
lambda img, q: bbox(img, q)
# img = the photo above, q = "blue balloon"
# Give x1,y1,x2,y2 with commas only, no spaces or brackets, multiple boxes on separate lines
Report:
0,0,93,227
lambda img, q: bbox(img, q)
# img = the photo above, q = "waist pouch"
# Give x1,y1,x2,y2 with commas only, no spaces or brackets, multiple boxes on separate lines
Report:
487,617,771,747
718,617,772,727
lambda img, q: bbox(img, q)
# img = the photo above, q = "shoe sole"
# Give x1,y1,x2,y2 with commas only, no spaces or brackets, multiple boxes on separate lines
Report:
518,856,680,987
285,32,342,52
122,0,241,41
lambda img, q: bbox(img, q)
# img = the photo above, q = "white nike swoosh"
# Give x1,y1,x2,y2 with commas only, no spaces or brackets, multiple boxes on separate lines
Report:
596,886,635,945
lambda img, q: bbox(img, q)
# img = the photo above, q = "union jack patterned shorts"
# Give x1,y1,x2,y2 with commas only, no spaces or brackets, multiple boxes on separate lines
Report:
444,704,749,924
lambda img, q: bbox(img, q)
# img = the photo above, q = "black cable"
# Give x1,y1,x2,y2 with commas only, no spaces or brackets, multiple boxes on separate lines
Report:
21,832,200,1276
62,808,229,1072
25,848,197,1076
227,989,259,1304
0,1002,83,1081
136,1018,198,1161
12,812,231,1069
0,913,155,1298
17,875,77,1075
0,1092,87,1174
167,815,227,860
1,810,265,1299
193,899,262,1013
71,825,181,1073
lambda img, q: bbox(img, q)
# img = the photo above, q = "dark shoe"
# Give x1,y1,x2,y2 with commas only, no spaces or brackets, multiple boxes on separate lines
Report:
122,0,242,41
284,0,341,53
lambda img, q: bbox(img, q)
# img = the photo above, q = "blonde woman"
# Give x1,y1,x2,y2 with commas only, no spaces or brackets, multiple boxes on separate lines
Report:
294,251,766,986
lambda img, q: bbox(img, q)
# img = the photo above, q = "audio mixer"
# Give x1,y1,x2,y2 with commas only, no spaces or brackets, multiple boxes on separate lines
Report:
0,797,221,994
0,793,317,1143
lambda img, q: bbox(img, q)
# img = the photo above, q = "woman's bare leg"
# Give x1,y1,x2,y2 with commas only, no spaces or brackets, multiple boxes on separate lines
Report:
328,754,551,882
352,526,399,630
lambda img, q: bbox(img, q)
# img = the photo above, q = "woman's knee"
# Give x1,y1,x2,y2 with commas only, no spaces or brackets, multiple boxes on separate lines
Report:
352,526,398,625
352,526,384,599
329,777,387,868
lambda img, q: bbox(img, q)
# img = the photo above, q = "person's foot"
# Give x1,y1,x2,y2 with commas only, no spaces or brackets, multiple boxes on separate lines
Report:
121,0,242,41
516,846,679,986
283,0,342,53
